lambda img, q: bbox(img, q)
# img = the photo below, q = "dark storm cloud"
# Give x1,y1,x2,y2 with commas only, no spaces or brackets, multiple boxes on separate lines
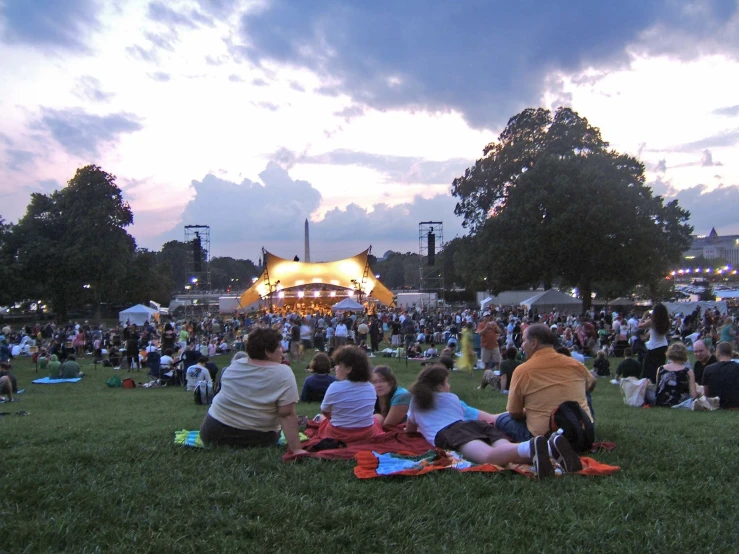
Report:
234,1,739,129
35,108,143,158
0,0,99,52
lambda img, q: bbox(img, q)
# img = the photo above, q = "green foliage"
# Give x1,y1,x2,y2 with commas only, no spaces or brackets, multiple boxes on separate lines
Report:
451,108,693,308
210,256,260,291
4,354,739,553
11,165,136,320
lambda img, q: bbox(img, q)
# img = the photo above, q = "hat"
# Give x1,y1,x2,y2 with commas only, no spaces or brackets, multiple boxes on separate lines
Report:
483,312,490,317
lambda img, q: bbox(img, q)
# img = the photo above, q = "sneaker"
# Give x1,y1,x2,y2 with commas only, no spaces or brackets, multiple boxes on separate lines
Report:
549,434,583,473
531,436,554,480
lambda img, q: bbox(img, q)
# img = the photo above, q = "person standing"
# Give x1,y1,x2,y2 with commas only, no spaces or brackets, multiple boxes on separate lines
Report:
638,304,670,383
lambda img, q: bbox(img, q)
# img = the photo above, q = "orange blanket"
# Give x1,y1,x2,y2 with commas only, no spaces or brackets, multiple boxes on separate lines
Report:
354,449,621,479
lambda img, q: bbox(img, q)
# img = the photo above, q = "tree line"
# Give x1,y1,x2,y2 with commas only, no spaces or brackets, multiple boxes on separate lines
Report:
0,165,260,321
0,107,693,319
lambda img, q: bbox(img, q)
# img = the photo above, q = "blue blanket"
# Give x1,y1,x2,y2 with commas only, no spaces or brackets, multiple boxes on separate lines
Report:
32,377,82,384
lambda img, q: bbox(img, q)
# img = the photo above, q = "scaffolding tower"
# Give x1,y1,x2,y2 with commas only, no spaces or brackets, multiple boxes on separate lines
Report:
419,221,444,305
184,224,211,293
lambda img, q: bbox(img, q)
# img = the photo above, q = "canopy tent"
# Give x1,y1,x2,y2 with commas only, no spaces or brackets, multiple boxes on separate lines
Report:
119,304,158,326
481,290,543,310
238,248,395,310
662,301,728,316
331,298,364,312
607,297,635,307
520,289,582,314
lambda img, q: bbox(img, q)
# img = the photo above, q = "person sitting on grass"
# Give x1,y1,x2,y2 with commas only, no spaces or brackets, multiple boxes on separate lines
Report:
405,364,582,478
59,355,82,378
372,365,411,429
702,341,739,409
479,347,520,392
654,342,697,407
300,353,336,402
314,345,384,441
593,350,611,377
186,357,212,392
0,373,14,402
424,343,438,358
439,344,455,370
199,327,307,455
615,348,641,379
47,354,61,378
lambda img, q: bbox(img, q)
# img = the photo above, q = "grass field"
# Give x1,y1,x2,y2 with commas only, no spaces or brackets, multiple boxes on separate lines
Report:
2,351,738,554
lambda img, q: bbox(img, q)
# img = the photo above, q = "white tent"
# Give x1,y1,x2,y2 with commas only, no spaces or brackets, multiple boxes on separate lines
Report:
119,304,158,326
662,301,728,316
480,290,543,310
520,289,582,314
331,298,364,312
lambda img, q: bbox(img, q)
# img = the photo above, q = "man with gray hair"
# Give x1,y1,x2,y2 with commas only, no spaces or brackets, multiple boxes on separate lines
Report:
492,323,596,445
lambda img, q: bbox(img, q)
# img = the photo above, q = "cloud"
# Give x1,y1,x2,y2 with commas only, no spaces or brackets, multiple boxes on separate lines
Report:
282,148,470,185
712,105,739,117
5,149,36,171
673,129,739,151
251,78,268,86
126,44,159,63
252,101,280,111
658,183,739,235
235,1,739,128
73,76,115,103
701,149,723,167
228,74,244,82
0,0,99,52
333,105,365,121
144,31,177,52
35,108,144,158
22,179,62,194
148,71,171,82
147,2,213,29
655,159,667,173
195,0,241,19
153,162,466,259
158,162,322,247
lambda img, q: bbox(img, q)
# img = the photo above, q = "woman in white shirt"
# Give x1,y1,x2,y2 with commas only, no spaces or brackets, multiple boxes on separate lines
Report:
638,303,670,383
316,345,383,441
334,321,349,346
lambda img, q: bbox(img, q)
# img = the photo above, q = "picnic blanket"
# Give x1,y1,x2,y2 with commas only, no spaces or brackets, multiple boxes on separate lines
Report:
32,377,82,384
354,449,621,479
283,420,433,462
174,429,308,449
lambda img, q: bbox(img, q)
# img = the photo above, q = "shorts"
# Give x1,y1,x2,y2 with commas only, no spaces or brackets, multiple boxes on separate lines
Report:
482,369,500,388
481,347,502,366
434,420,508,450
200,413,280,447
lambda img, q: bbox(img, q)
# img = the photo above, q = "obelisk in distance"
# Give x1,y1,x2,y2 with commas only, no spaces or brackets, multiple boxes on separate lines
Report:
304,218,310,263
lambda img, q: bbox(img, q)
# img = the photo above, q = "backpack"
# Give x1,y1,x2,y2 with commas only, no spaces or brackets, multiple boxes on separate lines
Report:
194,380,215,405
549,401,594,453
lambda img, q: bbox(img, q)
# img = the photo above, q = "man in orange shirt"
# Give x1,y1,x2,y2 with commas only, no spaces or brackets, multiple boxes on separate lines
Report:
492,323,596,442
476,312,501,369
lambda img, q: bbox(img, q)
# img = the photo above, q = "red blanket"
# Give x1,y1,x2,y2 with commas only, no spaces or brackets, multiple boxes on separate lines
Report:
282,420,433,462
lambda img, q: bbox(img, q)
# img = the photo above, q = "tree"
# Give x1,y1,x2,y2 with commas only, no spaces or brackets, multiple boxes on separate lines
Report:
464,150,692,309
12,165,135,321
452,107,608,231
451,107,693,309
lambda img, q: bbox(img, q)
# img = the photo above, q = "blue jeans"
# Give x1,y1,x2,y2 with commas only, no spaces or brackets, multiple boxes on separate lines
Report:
494,412,533,443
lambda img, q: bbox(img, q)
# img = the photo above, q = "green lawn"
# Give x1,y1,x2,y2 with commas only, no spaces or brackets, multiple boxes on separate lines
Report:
3,352,738,553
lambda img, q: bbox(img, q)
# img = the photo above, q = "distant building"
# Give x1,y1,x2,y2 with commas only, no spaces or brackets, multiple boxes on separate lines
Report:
683,228,739,267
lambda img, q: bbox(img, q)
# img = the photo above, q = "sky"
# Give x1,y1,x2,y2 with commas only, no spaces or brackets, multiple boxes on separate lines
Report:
1,0,739,264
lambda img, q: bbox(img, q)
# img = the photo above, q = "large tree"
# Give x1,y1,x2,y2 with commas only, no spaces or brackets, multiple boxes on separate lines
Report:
12,165,136,321
451,108,693,309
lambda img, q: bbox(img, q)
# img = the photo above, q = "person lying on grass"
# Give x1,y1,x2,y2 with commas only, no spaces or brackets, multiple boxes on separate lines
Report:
199,327,307,455
314,345,384,441
372,365,498,430
405,364,582,479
